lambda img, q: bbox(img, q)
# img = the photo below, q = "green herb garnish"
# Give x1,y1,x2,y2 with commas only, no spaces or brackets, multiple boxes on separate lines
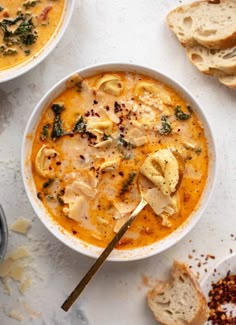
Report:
0,14,38,49
51,104,65,140
76,81,83,92
175,106,191,120
46,194,54,201
0,6,4,12
2,48,17,56
40,123,50,141
15,17,37,45
158,116,172,135
102,133,111,141
73,116,87,134
195,147,202,155
120,172,136,195
24,49,31,56
57,189,65,206
43,178,54,189
117,136,135,150
23,0,40,9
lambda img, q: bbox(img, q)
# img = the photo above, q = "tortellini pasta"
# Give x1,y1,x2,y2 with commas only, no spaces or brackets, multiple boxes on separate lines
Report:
35,145,59,178
140,149,179,196
87,119,113,136
134,81,172,108
95,74,124,96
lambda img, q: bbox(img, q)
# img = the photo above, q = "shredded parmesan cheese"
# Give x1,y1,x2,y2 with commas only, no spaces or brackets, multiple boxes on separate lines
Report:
8,310,24,321
10,218,31,235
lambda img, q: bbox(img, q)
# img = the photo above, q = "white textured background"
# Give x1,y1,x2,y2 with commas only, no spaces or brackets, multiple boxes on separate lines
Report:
0,0,236,324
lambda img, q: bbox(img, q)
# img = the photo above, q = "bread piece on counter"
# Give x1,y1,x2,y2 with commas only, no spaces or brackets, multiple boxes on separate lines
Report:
186,45,236,75
167,0,236,49
218,74,236,89
147,261,209,325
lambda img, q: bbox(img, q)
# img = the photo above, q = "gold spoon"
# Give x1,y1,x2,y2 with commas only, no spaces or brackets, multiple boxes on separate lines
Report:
61,179,147,312
61,157,184,312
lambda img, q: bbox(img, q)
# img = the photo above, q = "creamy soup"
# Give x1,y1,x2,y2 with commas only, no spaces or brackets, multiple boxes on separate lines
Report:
31,72,208,250
0,0,65,70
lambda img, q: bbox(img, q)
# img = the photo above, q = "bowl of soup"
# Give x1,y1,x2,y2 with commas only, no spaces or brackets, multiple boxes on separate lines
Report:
0,0,74,82
22,63,216,261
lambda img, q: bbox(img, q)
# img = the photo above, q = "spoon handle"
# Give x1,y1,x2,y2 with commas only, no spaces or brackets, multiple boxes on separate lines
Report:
61,198,147,312
0,205,8,261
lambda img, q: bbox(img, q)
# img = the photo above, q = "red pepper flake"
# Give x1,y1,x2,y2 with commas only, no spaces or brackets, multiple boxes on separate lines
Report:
208,273,236,324
2,9,9,18
184,192,191,202
114,101,121,113
39,5,52,21
206,254,216,260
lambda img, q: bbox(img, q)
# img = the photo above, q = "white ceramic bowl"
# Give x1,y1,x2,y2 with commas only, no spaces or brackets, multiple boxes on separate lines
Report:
21,63,216,261
0,0,74,83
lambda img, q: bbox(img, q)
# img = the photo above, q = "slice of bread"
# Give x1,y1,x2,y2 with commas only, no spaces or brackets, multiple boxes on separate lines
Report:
186,45,236,75
218,74,236,89
147,261,209,325
167,0,236,49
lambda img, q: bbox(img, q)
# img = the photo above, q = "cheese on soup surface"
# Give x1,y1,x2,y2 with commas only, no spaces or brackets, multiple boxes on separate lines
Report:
0,0,64,70
31,72,209,250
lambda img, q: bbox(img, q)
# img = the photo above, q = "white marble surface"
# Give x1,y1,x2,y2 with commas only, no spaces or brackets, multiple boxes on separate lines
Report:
0,0,236,324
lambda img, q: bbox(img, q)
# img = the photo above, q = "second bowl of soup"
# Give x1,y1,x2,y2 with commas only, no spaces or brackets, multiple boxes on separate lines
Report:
22,63,216,261
0,0,74,82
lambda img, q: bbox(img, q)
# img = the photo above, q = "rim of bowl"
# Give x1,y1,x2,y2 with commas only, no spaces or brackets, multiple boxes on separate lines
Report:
21,62,217,262
0,0,75,83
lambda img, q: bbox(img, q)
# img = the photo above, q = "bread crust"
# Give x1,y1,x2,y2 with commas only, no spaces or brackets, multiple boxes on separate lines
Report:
167,0,236,50
218,74,236,89
147,261,209,325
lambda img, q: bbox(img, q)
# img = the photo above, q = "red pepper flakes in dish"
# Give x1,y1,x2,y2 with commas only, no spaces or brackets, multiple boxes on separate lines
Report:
208,272,236,324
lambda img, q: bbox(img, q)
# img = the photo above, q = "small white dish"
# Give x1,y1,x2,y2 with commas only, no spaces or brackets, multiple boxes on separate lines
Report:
201,254,236,321
202,254,236,295
0,0,75,83
21,63,217,261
